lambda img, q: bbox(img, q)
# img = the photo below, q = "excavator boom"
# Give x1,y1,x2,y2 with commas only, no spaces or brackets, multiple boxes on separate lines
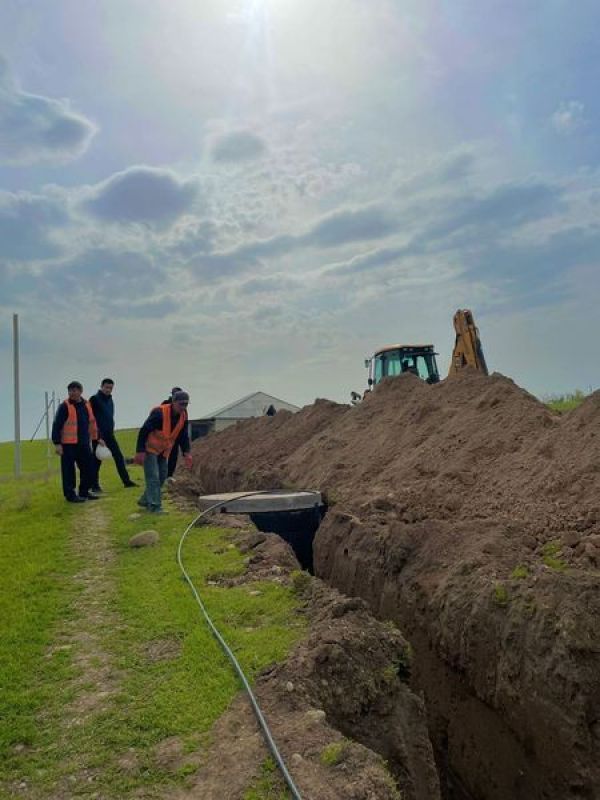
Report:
449,309,488,375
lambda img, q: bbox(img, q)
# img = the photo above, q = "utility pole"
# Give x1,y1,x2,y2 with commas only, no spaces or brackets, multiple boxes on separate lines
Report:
45,390,51,467
13,313,21,478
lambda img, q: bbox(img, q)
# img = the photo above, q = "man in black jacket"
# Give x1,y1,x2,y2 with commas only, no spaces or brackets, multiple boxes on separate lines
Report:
89,378,137,491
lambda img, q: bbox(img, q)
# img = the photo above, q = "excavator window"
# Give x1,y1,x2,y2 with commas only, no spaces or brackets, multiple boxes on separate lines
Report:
373,349,440,385
386,353,403,377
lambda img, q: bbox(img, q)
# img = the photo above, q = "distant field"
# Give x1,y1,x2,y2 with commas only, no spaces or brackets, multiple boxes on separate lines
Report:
0,429,138,477
545,390,588,413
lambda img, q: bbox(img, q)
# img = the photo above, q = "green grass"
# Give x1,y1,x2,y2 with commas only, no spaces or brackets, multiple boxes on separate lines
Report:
243,757,292,800
493,582,509,606
320,741,347,767
0,437,306,798
0,479,81,759
510,564,529,580
0,429,139,478
541,541,567,571
545,389,588,413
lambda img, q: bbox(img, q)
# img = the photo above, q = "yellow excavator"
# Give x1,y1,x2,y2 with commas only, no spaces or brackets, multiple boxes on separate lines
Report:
352,309,487,401
448,308,488,375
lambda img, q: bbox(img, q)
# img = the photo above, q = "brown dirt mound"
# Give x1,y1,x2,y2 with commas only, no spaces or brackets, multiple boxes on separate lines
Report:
176,371,600,799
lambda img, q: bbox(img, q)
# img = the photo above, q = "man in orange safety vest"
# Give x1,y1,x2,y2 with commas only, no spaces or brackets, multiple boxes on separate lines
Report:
51,381,105,503
134,390,192,514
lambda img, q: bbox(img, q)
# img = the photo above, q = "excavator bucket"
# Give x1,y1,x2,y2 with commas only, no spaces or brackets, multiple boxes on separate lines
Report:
449,309,489,375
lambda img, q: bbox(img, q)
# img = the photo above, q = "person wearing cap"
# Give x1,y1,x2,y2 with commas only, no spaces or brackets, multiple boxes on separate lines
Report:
161,387,183,478
89,378,137,492
51,381,104,503
134,391,192,514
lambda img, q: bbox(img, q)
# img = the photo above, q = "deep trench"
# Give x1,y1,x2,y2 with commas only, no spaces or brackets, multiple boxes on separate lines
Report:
250,508,539,800
250,506,479,800
249,506,323,574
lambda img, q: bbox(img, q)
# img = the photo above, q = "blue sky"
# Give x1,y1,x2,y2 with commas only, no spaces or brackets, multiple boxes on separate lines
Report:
1,0,599,439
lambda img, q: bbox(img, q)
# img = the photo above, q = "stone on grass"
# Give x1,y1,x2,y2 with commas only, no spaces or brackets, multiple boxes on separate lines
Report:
129,530,159,548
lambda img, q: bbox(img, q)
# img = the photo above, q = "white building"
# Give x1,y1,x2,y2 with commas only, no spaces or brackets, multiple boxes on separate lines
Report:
190,391,300,440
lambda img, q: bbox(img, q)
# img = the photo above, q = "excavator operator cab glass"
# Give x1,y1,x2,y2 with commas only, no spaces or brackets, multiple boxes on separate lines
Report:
371,346,440,386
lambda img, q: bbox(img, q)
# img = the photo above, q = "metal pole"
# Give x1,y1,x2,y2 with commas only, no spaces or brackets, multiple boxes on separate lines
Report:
45,391,50,467
44,392,50,441
13,313,21,478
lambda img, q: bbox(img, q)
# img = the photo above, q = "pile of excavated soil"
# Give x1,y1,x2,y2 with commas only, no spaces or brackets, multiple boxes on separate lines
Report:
175,371,600,800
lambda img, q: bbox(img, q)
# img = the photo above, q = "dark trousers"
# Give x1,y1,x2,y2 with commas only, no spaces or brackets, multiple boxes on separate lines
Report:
167,445,179,478
91,432,131,488
61,444,94,499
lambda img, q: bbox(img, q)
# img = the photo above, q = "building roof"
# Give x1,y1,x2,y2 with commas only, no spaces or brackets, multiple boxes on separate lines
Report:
202,391,301,420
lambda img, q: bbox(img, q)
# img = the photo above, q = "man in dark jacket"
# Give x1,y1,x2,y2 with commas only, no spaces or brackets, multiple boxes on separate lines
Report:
52,381,103,503
134,391,192,514
89,378,137,491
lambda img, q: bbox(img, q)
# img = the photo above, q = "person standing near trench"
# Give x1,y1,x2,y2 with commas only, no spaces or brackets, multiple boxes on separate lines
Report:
52,381,103,503
162,387,183,478
89,378,137,492
134,391,192,514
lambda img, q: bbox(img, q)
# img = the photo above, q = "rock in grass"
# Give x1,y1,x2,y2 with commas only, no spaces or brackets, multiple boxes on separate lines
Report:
129,530,159,548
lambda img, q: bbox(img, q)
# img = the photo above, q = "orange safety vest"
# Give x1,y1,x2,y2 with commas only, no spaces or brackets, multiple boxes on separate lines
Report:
60,400,98,444
146,403,187,457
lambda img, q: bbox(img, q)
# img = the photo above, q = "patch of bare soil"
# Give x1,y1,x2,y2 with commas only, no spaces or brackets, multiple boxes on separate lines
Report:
176,371,600,800
169,533,439,800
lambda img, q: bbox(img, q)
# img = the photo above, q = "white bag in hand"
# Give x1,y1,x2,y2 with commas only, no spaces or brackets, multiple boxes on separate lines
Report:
95,443,112,461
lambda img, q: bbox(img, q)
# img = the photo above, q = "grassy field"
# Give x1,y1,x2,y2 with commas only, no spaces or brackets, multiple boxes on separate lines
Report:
0,429,138,477
0,437,303,799
545,389,589,413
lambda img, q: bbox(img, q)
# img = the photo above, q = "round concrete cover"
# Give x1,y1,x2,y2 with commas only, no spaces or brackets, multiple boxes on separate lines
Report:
197,490,323,513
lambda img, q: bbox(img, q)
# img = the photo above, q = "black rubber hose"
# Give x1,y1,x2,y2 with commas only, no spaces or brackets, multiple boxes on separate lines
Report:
176,491,303,800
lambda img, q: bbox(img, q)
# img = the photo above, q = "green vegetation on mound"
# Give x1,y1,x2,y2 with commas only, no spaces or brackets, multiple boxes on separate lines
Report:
545,389,589,413
244,757,291,800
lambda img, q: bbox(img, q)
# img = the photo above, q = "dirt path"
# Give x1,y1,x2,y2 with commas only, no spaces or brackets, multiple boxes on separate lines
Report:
43,502,124,797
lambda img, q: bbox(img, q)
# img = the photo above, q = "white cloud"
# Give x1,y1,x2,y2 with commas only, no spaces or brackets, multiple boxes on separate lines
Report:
0,56,96,165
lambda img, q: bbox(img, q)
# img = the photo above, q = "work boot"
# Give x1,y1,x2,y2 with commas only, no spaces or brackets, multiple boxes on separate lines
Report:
123,481,138,488
91,485,103,493
66,495,86,504
80,493,100,500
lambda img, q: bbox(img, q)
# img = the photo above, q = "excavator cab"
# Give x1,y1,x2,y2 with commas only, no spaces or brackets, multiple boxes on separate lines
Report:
366,344,440,387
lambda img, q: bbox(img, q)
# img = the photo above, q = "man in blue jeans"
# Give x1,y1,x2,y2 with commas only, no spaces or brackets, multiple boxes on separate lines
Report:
134,391,192,514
